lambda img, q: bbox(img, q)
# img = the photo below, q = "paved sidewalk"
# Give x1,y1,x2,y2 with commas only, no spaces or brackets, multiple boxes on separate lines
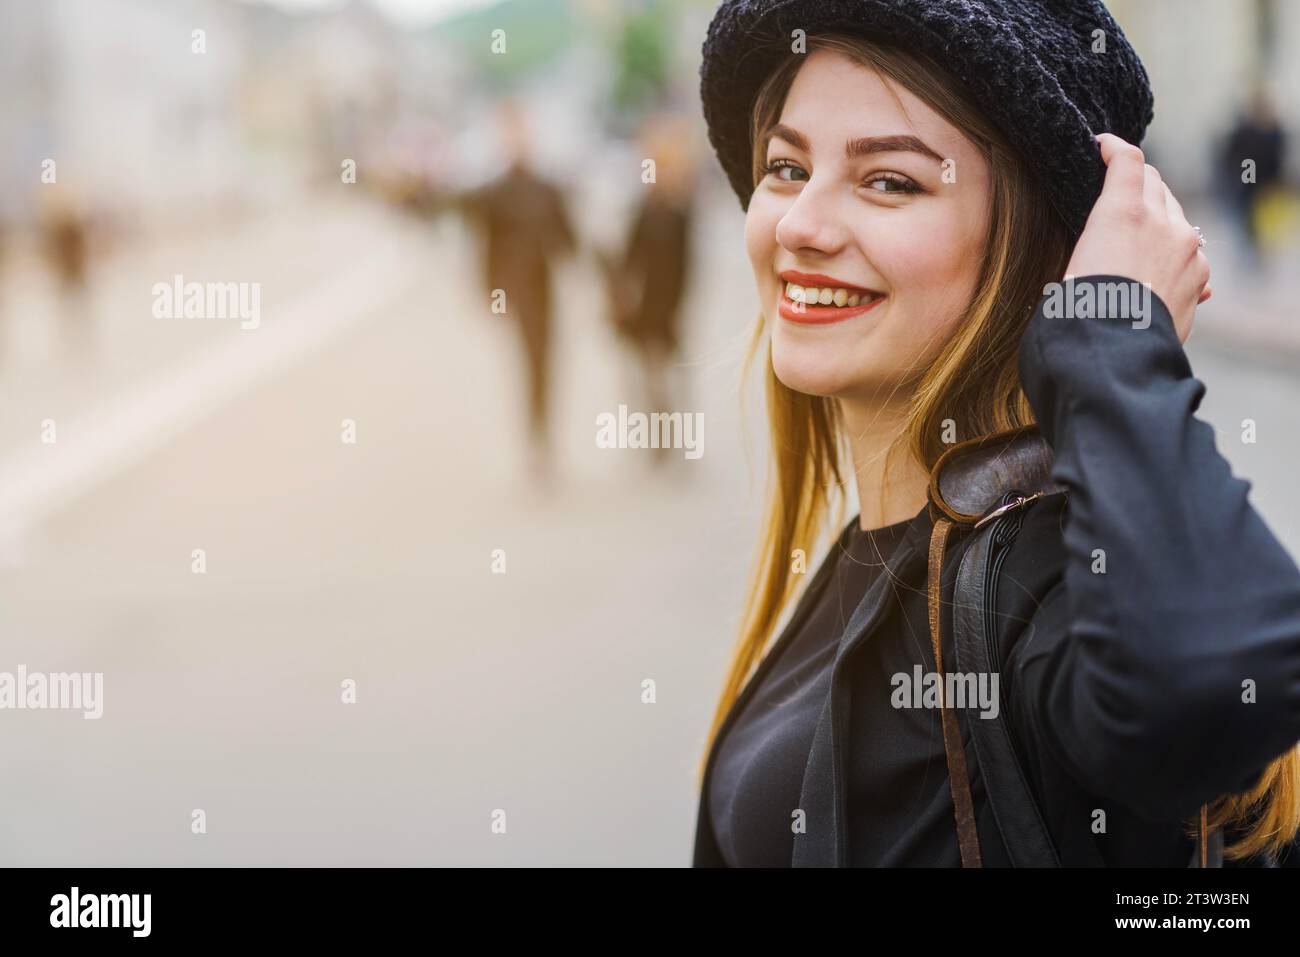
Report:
1180,200,1300,364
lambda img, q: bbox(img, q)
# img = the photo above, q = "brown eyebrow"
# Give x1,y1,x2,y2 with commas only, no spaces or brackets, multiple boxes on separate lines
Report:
762,123,945,165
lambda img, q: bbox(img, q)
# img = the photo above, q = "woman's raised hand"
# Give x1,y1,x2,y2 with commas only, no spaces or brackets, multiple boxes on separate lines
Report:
1063,132,1211,344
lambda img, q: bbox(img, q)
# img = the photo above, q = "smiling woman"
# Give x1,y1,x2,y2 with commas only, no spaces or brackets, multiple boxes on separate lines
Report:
704,32,1075,868
693,2,1300,871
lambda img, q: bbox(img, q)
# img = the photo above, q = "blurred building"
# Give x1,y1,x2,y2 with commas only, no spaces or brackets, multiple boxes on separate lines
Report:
1109,0,1300,192
0,0,244,229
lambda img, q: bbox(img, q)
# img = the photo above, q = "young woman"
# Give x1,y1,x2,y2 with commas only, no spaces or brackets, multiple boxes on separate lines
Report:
693,0,1300,867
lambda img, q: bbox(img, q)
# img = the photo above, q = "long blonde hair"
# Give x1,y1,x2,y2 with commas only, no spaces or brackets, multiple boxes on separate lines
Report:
698,32,1300,863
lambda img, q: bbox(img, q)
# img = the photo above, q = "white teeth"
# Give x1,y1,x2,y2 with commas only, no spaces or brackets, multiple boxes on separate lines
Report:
784,281,877,307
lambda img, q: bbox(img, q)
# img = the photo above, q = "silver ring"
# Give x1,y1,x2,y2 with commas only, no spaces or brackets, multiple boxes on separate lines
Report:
1193,225,1206,248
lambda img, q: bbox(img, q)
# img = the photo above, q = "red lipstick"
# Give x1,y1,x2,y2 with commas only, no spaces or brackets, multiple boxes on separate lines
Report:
777,270,885,325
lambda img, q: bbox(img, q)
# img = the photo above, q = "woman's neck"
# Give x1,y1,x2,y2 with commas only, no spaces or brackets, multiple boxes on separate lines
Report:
839,397,931,532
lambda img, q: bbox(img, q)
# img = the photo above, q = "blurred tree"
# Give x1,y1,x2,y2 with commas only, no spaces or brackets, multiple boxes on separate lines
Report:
430,0,576,94
611,4,671,118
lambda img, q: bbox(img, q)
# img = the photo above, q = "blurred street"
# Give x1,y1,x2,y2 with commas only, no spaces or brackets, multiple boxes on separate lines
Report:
1,183,1298,865
0,180,766,865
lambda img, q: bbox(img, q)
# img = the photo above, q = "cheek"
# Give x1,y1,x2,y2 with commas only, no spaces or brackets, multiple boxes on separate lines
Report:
744,196,781,277
869,205,987,335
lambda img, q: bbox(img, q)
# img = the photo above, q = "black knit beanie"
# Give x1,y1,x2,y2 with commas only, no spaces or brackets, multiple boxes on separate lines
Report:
698,0,1155,241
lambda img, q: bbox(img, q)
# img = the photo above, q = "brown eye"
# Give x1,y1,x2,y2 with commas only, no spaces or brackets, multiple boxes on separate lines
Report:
865,172,922,194
762,159,808,182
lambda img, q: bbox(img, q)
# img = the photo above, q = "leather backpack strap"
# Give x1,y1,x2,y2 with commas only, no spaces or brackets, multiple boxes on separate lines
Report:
928,515,983,868
1191,804,1223,867
926,423,1065,868
1200,805,1208,867
929,425,1063,525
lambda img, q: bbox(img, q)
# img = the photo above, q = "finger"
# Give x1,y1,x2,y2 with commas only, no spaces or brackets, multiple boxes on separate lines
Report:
1162,182,1207,261
1186,248,1212,311
1143,164,1168,221
1096,132,1146,202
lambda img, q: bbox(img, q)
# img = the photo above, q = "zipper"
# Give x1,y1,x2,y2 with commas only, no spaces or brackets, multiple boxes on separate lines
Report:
977,488,1029,722
980,490,1029,734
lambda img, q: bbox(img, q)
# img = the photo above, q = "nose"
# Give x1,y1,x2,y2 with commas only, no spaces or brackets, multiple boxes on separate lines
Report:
774,178,850,257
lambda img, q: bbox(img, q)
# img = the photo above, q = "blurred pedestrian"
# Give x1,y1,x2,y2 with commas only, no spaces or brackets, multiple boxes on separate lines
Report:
1219,87,1288,272
457,98,577,486
598,113,698,468
42,191,94,354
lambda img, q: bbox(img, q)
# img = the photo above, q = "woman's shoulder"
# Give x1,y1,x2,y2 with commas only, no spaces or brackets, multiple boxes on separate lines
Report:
988,490,1070,640
1005,489,1069,567
942,489,1068,589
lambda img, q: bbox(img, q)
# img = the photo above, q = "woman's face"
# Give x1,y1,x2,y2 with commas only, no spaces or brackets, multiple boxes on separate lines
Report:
745,49,992,402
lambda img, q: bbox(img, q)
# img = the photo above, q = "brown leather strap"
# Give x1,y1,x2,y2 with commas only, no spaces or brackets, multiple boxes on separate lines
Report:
1199,804,1208,867
928,517,983,867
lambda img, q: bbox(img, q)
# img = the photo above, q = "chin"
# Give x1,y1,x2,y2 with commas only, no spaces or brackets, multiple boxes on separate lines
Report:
766,296,902,397
771,343,868,398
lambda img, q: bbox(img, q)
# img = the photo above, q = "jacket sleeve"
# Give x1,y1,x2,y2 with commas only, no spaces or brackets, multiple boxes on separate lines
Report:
1010,273,1300,822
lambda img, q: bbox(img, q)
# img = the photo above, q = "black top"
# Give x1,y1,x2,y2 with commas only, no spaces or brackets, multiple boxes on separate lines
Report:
709,511,954,867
